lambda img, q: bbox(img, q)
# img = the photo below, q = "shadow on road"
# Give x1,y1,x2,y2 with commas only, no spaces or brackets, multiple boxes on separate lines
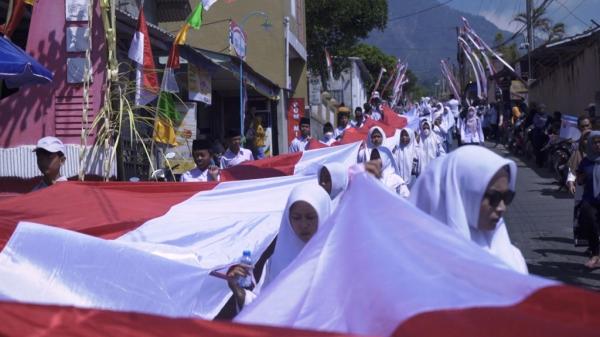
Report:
533,236,574,244
528,261,600,291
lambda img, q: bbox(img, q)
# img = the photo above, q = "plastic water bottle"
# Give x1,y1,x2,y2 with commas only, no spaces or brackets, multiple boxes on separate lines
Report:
237,250,253,289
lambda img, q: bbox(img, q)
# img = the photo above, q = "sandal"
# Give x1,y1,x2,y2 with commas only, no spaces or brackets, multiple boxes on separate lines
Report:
584,256,600,269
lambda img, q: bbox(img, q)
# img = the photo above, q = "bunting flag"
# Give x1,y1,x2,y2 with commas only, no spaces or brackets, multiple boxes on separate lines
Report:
371,67,387,95
381,61,399,97
153,1,217,145
461,17,525,83
0,143,360,320
128,8,159,106
440,59,461,100
458,37,483,99
236,171,600,337
324,48,334,83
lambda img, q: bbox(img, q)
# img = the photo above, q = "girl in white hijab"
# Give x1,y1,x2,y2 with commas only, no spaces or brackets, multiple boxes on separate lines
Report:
370,148,410,198
432,104,448,152
358,126,387,163
459,106,485,145
409,146,527,274
226,184,332,311
318,162,349,208
417,118,446,173
396,128,418,184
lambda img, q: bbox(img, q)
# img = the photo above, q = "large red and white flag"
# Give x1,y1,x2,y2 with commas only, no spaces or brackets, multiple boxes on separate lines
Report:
236,171,600,336
0,144,359,318
128,8,159,106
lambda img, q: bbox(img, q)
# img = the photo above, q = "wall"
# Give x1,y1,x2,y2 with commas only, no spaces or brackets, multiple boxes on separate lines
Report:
0,0,107,148
530,36,600,115
161,0,294,90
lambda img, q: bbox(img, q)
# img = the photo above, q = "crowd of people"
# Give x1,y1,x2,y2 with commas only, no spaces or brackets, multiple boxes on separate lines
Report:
30,91,600,273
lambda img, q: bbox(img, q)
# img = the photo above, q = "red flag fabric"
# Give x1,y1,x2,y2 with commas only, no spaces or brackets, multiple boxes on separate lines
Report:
381,105,408,129
0,301,352,337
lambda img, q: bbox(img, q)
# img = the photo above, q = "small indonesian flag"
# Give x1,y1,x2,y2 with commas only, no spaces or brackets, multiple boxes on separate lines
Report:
128,8,159,106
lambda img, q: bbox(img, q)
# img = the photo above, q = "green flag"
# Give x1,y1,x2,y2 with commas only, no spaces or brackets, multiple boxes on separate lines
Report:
157,91,181,122
187,4,203,29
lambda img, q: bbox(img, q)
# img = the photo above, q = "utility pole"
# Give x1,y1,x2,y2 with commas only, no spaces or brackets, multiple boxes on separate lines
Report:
526,0,534,87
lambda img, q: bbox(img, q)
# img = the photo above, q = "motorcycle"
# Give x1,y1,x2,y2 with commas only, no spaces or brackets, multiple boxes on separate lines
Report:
543,138,573,189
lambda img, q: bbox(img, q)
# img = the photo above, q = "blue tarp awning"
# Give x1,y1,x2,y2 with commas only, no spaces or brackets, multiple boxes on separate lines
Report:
0,36,53,88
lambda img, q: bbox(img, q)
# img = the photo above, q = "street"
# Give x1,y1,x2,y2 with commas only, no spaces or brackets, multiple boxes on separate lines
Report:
494,145,600,291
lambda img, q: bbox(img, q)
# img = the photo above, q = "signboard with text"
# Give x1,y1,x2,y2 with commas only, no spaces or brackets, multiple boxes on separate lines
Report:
229,20,247,60
287,98,304,146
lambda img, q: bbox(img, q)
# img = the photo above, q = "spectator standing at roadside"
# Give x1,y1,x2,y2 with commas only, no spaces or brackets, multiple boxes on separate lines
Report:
31,136,68,192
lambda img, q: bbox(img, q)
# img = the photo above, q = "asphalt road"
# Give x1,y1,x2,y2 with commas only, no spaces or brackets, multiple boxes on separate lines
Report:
492,144,600,291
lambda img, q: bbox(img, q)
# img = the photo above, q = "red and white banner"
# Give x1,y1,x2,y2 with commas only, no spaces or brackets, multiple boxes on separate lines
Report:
2,145,600,336
287,98,305,147
236,172,600,336
0,143,359,329
128,8,159,106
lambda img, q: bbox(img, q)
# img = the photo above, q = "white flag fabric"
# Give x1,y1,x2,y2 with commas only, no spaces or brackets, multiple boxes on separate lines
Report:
0,175,315,318
237,172,557,335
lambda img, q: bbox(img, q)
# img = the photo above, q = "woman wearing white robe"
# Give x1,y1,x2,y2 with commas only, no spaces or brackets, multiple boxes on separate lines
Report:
226,184,332,311
459,106,485,145
318,162,349,209
370,148,410,198
409,145,528,274
417,118,445,173
358,126,387,163
395,128,418,184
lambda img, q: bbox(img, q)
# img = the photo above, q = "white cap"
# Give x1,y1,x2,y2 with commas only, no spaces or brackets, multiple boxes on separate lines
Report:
372,91,380,99
34,136,65,154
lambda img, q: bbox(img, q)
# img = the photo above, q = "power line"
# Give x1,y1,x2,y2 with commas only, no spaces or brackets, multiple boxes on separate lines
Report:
388,0,454,22
555,0,588,26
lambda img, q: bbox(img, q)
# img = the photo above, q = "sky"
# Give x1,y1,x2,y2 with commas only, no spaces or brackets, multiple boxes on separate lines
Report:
447,0,600,35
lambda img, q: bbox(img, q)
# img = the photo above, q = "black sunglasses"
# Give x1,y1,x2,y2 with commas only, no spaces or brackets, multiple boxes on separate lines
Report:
484,190,515,207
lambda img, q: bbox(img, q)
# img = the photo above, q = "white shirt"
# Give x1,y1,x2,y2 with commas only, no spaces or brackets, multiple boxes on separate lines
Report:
319,136,336,146
288,136,310,153
333,125,350,140
447,99,460,118
180,167,219,182
220,148,254,169
371,111,382,121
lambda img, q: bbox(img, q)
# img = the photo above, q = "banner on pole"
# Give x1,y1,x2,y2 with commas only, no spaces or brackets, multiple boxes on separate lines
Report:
188,64,212,105
287,98,304,147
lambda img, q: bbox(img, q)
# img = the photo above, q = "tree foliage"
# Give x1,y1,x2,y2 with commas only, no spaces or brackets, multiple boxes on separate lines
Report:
513,0,567,43
494,32,519,65
340,43,427,101
306,0,388,78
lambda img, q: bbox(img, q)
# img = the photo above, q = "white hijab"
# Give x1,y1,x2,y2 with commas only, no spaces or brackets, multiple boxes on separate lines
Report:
363,126,386,161
266,185,332,286
409,146,527,274
319,162,349,201
396,128,417,182
418,118,441,171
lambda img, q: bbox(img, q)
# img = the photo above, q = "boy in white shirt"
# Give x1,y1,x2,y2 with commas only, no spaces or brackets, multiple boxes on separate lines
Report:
221,129,255,169
180,139,220,182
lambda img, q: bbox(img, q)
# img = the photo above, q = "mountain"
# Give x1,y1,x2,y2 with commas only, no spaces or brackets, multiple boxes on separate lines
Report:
366,0,517,90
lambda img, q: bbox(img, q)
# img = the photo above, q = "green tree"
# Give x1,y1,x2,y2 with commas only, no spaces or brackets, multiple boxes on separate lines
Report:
493,32,519,65
306,0,388,80
513,0,567,43
340,43,426,100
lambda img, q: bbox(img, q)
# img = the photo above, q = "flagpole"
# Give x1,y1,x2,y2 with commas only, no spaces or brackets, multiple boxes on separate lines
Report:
240,60,244,139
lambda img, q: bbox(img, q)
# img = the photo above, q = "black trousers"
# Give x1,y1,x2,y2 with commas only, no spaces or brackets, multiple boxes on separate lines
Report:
579,201,600,255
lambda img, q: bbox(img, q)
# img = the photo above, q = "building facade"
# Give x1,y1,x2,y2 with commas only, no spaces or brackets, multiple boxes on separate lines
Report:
528,28,600,115
159,0,308,153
